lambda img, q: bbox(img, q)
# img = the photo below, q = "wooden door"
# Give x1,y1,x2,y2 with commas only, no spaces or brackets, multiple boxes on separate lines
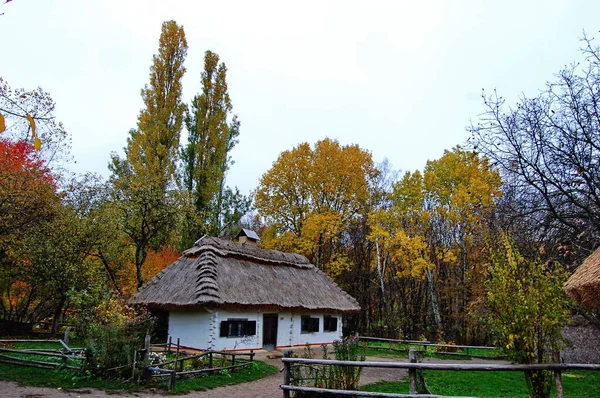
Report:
262,313,278,351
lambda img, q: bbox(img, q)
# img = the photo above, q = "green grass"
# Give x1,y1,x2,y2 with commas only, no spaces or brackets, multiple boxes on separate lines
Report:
0,363,140,392
357,342,504,360
0,340,278,393
168,360,278,394
0,360,277,394
360,370,600,398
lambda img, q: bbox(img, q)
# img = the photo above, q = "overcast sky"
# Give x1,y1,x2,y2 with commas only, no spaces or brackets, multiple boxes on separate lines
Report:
1,1,598,195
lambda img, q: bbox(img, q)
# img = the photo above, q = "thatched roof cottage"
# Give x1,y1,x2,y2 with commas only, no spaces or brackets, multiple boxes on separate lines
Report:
130,232,360,351
565,246,600,310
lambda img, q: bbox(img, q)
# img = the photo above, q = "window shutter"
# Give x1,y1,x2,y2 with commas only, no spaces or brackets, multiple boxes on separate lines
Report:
246,320,257,336
311,317,320,332
220,321,229,337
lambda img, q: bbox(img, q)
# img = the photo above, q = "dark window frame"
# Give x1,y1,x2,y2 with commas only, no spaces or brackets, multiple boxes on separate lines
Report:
219,319,257,338
323,315,338,332
301,315,320,334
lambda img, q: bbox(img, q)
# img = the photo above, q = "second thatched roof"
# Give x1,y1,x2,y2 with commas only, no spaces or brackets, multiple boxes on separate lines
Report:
565,246,600,310
130,236,360,313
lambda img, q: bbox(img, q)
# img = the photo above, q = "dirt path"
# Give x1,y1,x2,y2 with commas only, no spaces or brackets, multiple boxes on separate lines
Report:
0,351,508,398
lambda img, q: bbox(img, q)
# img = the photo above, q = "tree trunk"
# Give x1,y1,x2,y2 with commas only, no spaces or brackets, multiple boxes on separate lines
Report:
52,294,67,335
425,267,442,332
135,245,148,289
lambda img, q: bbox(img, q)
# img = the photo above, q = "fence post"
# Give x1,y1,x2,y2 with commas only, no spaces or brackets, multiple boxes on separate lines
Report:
63,327,71,346
232,353,236,370
209,351,214,375
131,350,137,381
175,338,180,370
168,336,172,353
169,369,177,390
282,351,291,398
250,349,255,362
143,335,151,365
553,351,564,398
409,348,417,395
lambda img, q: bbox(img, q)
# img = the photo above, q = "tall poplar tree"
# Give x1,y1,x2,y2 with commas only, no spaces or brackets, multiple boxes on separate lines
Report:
110,20,187,288
181,50,247,244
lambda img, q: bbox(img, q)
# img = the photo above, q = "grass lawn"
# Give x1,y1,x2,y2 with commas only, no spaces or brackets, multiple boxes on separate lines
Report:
0,339,278,393
360,370,600,398
170,361,278,394
0,357,277,394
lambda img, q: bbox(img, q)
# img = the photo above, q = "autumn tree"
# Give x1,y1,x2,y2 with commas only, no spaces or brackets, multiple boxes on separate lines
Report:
484,235,570,398
256,138,378,276
25,192,106,333
469,35,600,263
110,20,187,288
369,147,501,340
0,139,59,321
181,50,249,244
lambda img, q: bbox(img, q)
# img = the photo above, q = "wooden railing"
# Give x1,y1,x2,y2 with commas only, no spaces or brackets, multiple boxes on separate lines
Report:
357,336,501,358
0,338,84,370
281,348,600,398
143,343,256,390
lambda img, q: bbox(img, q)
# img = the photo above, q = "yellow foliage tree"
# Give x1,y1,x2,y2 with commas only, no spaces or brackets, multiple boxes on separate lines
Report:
256,138,378,275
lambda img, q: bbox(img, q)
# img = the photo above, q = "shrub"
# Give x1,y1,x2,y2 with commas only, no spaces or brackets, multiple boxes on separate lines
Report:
83,299,155,378
292,337,365,397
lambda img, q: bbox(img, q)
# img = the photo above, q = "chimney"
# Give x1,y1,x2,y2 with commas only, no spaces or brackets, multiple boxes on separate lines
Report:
235,229,261,245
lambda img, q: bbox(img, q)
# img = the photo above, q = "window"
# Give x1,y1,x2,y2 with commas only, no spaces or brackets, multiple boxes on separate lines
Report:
301,315,320,333
219,319,256,338
324,315,338,332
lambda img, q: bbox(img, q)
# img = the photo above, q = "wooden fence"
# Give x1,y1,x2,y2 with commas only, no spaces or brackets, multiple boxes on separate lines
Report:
281,348,600,398
137,336,256,390
0,337,84,370
357,336,500,359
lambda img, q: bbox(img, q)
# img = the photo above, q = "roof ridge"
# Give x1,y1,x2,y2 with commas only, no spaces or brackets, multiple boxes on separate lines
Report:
183,238,313,269
194,250,220,301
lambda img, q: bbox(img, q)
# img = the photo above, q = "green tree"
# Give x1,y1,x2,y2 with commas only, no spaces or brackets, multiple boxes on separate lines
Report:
484,234,570,398
181,50,247,244
110,20,187,288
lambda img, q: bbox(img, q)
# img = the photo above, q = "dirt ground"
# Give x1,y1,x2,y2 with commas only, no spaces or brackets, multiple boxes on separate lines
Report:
0,346,510,398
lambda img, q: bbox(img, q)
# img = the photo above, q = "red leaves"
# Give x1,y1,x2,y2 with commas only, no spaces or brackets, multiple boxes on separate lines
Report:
0,139,54,186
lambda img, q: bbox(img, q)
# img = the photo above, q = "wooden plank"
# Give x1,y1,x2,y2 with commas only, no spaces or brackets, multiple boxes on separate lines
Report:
282,358,600,371
357,337,496,350
0,347,69,359
358,336,430,345
0,339,61,343
280,385,473,398
175,362,251,376
554,351,564,398
408,349,417,394
0,354,79,369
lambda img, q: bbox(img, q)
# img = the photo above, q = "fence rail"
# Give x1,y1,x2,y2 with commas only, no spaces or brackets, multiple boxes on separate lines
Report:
0,338,83,370
141,339,256,391
357,336,501,359
281,349,600,398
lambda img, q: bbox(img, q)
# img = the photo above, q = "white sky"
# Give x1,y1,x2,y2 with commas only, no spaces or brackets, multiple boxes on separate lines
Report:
1,1,597,195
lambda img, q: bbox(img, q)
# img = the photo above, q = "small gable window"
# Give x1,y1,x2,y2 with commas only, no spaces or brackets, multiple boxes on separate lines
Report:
220,319,257,337
324,315,338,332
301,315,320,333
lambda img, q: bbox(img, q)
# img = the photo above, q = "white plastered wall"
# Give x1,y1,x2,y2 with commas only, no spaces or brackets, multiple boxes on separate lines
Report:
168,309,212,349
169,309,345,351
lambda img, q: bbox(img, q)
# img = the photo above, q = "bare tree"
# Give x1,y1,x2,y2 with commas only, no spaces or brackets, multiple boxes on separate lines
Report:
469,34,600,263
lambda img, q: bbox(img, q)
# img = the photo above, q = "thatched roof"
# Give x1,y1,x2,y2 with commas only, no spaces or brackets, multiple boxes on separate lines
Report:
130,236,360,313
565,247,600,310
